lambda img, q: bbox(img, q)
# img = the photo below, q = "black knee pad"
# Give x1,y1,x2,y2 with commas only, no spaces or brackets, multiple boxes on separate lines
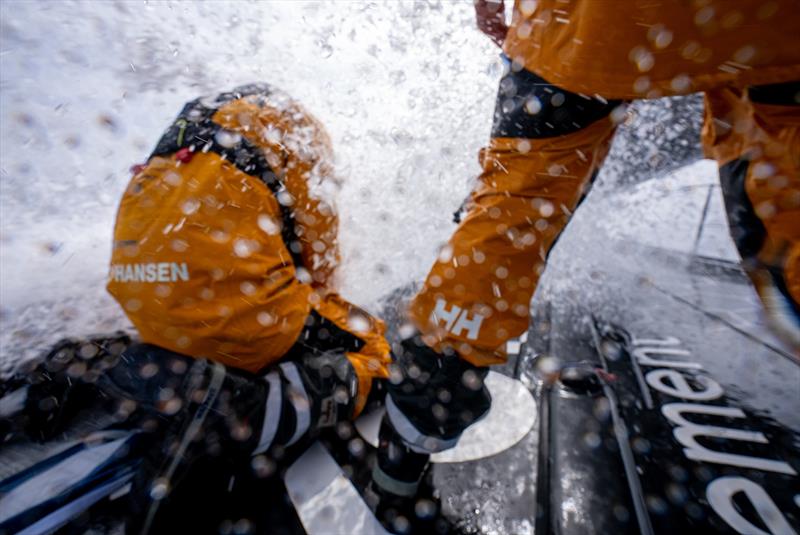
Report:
385,336,492,453
491,58,622,139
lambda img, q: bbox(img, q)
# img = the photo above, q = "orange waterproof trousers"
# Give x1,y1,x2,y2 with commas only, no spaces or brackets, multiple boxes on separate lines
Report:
411,1,800,364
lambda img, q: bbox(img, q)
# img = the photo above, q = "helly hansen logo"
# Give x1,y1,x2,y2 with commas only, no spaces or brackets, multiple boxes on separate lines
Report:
431,299,484,341
110,262,190,283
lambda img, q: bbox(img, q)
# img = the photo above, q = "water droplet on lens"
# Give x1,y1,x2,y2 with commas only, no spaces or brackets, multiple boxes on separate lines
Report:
415,499,436,519
214,129,242,149
347,438,365,457
251,455,276,478
150,478,170,500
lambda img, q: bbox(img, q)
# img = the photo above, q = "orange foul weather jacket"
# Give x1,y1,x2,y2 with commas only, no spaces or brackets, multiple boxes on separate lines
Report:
107,85,390,414
410,0,800,363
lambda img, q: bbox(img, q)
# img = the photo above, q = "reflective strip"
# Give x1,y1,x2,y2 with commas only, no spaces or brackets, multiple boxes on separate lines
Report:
385,395,459,454
15,471,135,535
371,464,419,498
0,435,133,523
253,372,282,455
280,362,311,447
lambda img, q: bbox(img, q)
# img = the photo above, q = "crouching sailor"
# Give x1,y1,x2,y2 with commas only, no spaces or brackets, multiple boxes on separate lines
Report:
102,83,393,533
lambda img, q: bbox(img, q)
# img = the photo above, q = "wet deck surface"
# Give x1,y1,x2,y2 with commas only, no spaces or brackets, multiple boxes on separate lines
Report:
433,166,799,534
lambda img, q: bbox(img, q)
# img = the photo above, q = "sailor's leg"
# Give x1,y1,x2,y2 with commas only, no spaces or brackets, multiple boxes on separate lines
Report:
118,341,361,534
703,81,800,349
371,67,621,526
409,64,621,366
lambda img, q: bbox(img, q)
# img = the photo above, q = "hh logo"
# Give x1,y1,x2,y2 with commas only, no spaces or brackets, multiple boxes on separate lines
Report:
431,299,484,341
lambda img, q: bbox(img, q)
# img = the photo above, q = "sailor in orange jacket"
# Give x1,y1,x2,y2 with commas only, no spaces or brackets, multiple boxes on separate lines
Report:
370,0,800,506
105,84,394,530
108,83,391,416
